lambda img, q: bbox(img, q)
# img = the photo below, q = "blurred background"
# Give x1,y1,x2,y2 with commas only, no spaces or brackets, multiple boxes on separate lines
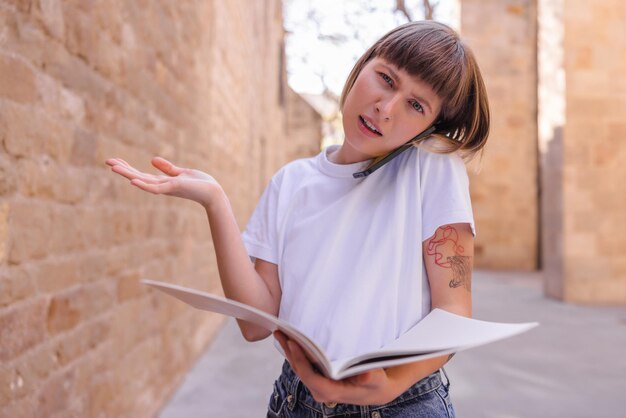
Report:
0,0,624,417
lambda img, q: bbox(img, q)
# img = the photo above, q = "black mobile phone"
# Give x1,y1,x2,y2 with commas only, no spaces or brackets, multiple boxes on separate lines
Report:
352,125,437,179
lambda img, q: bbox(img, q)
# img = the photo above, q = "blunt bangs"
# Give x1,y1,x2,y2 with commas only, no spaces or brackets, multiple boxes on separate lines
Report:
340,20,490,161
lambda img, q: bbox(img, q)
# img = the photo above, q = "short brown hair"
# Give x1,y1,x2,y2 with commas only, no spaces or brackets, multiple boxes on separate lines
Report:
340,21,490,163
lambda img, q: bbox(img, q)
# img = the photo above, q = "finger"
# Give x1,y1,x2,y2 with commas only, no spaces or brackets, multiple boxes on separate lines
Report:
112,165,167,184
287,341,331,385
286,340,345,403
105,159,116,166
152,157,185,176
115,158,132,168
105,158,131,168
274,333,297,372
130,178,173,195
273,331,290,354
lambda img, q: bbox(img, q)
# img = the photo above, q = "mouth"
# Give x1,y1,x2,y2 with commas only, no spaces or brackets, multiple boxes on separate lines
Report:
358,115,382,136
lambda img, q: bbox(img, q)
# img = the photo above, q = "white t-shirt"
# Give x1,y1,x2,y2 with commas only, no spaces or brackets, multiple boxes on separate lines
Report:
241,140,475,362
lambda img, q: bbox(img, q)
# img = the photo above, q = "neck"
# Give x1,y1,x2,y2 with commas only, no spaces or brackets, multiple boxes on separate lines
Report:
328,144,373,165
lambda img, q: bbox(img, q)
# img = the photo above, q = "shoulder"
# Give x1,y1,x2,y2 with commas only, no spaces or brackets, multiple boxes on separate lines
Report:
415,138,466,171
281,155,318,175
269,153,320,189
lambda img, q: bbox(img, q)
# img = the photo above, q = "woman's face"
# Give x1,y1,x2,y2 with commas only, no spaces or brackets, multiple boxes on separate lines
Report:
338,56,442,163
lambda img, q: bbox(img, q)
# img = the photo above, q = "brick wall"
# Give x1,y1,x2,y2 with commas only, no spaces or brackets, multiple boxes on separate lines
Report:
461,0,539,271
0,1,318,416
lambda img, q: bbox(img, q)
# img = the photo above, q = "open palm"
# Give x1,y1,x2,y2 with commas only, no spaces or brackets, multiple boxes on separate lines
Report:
105,157,220,207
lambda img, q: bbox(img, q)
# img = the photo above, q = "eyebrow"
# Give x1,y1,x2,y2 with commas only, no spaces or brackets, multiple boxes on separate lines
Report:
381,64,433,114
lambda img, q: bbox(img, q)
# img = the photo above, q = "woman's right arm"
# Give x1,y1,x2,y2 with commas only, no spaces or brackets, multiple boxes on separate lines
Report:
205,188,280,341
106,157,279,341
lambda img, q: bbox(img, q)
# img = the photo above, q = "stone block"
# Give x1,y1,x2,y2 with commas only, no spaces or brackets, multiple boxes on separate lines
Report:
0,102,73,161
46,282,113,335
35,369,74,418
0,202,9,263
0,299,47,362
0,155,17,196
0,53,38,104
0,266,36,308
32,256,81,294
0,397,36,418
116,270,144,302
8,201,54,264
54,319,110,366
70,128,99,167
34,0,65,41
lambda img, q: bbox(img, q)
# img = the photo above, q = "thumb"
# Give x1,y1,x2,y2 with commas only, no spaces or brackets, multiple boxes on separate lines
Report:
152,157,184,176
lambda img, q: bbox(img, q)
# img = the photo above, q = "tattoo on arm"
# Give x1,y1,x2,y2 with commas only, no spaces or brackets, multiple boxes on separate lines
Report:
426,226,471,291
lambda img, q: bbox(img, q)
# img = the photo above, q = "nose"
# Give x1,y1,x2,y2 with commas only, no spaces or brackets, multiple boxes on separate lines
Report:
375,93,402,121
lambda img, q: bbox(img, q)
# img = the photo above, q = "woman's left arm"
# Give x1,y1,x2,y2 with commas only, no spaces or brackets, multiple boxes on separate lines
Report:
275,222,474,406
383,222,474,398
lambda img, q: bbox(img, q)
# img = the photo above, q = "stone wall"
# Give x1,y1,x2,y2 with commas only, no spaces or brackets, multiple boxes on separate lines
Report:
0,0,318,416
461,0,539,271
286,87,323,162
539,0,626,303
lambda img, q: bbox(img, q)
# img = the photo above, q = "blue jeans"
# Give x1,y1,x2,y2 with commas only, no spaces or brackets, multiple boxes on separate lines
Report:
266,360,455,417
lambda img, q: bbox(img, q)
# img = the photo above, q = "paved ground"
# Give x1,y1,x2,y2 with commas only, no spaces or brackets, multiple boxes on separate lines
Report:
158,270,626,418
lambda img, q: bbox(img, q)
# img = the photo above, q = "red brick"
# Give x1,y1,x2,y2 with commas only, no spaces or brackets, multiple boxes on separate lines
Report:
0,299,47,362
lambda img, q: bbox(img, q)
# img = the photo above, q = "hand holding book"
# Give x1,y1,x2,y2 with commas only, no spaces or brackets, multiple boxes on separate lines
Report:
141,279,538,380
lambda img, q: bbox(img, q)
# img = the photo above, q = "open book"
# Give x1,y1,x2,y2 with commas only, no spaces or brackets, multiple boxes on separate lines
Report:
142,279,538,380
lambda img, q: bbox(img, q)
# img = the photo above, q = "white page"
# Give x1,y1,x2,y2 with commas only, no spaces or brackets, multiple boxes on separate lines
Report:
330,309,538,377
141,279,333,374
380,309,538,352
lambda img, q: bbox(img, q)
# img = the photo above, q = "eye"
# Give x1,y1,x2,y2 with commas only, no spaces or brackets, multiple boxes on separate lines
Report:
410,100,424,114
378,72,393,86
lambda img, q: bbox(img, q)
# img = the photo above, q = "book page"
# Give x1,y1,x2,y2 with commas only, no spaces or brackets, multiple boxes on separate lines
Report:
330,308,538,377
141,279,333,376
142,280,538,381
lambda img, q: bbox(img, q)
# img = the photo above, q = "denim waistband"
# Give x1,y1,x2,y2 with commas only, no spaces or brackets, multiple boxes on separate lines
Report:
277,360,449,416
